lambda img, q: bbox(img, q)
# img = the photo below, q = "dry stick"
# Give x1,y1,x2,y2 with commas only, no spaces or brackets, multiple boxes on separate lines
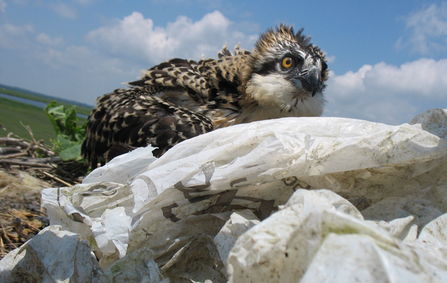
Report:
0,147,22,155
40,170,73,187
21,221,41,234
0,159,53,168
0,136,54,155
21,123,43,159
11,156,62,164
0,236,6,258
0,137,30,149
0,222,17,249
8,211,41,233
0,152,29,159
20,122,37,144
0,235,4,251
0,185,10,195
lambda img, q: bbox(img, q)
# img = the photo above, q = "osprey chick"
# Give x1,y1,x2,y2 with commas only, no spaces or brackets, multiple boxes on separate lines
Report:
82,24,329,168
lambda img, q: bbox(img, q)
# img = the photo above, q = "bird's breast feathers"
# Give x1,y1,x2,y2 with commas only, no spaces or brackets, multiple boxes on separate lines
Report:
242,73,325,122
82,24,329,167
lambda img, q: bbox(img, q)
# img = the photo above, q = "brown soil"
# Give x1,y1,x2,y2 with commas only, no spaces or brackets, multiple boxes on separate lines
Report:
0,170,51,258
0,135,87,259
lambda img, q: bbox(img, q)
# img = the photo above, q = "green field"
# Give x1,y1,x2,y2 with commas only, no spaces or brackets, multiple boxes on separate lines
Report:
0,97,88,144
0,86,92,117
0,84,91,144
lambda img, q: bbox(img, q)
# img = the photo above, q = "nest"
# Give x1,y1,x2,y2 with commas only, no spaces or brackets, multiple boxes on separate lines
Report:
0,131,88,258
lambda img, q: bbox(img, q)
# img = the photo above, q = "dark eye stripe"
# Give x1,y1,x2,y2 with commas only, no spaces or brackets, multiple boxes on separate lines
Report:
255,61,277,76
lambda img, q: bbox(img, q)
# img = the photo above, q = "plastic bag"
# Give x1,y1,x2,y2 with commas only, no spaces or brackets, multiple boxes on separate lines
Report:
2,108,447,282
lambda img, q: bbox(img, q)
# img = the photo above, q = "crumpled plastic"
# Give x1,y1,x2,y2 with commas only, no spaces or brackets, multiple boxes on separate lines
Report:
228,189,447,282
1,108,447,282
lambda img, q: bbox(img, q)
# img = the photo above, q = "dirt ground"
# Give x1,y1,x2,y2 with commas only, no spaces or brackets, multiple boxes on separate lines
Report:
0,170,52,258
0,135,87,259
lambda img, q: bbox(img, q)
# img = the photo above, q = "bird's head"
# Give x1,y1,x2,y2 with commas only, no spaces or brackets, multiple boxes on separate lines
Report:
241,24,329,118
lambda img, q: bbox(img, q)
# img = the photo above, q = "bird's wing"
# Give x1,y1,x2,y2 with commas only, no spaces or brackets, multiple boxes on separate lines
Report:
129,58,212,105
83,49,251,167
198,51,251,128
129,50,251,113
81,87,213,168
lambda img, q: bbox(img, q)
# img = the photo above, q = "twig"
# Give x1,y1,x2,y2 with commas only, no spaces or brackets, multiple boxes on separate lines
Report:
0,159,53,168
8,156,62,164
41,170,73,187
0,236,6,258
0,222,17,249
8,211,41,233
0,137,30,149
0,147,22,155
20,122,37,145
0,152,28,159
21,221,41,234
0,185,10,194
34,156,62,164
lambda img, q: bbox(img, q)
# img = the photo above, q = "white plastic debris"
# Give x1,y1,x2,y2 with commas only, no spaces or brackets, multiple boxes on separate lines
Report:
227,189,447,282
82,146,158,184
0,225,104,282
1,108,447,282
214,210,260,272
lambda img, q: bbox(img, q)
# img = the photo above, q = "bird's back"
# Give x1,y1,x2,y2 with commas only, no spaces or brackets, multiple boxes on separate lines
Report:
82,25,329,168
82,47,250,168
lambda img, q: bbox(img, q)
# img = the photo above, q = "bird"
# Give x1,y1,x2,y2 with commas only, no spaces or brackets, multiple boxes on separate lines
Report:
81,24,329,168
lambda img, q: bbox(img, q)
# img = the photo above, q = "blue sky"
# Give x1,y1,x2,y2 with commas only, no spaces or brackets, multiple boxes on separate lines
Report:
1,0,447,124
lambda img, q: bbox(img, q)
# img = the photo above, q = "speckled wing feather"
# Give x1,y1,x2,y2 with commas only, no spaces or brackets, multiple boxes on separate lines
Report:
82,25,328,168
129,48,251,121
130,58,211,104
82,48,252,168
81,87,213,168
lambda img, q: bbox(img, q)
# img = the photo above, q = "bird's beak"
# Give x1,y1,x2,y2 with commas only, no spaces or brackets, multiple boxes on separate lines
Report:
296,66,321,97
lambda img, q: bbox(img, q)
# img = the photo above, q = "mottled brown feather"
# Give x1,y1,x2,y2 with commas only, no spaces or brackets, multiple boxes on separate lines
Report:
82,25,328,168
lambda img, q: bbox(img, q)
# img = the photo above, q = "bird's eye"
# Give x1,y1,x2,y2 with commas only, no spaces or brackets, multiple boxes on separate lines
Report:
281,57,294,69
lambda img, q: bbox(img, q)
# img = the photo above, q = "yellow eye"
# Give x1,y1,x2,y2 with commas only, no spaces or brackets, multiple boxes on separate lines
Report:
282,57,294,68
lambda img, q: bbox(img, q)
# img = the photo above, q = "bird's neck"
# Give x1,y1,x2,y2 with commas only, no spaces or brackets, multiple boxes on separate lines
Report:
237,73,325,123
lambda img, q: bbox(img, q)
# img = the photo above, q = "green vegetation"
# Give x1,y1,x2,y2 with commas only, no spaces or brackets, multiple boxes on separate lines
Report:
0,84,91,146
44,102,86,161
0,97,88,144
0,84,92,162
0,97,58,143
0,85,92,117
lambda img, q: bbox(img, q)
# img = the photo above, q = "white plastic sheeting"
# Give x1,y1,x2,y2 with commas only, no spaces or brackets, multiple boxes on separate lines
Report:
1,108,447,282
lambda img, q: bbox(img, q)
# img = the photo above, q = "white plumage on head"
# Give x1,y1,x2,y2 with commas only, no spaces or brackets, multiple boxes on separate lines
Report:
82,24,329,168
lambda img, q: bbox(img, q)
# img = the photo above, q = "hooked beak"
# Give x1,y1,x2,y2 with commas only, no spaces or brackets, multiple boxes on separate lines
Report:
295,66,321,97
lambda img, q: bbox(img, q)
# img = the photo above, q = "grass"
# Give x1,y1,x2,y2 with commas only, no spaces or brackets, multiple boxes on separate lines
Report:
0,97,87,144
0,86,92,117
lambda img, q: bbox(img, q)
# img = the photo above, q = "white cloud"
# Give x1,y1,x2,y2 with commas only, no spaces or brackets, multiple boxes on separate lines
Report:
36,33,63,46
397,2,447,55
0,23,34,49
324,58,447,124
325,54,336,63
48,2,77,19
4,10,258,105
2,9,444,125
22,43,138,105
87,11,258,64
0,0,7,12
0,10,261,105
0,23,34,35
